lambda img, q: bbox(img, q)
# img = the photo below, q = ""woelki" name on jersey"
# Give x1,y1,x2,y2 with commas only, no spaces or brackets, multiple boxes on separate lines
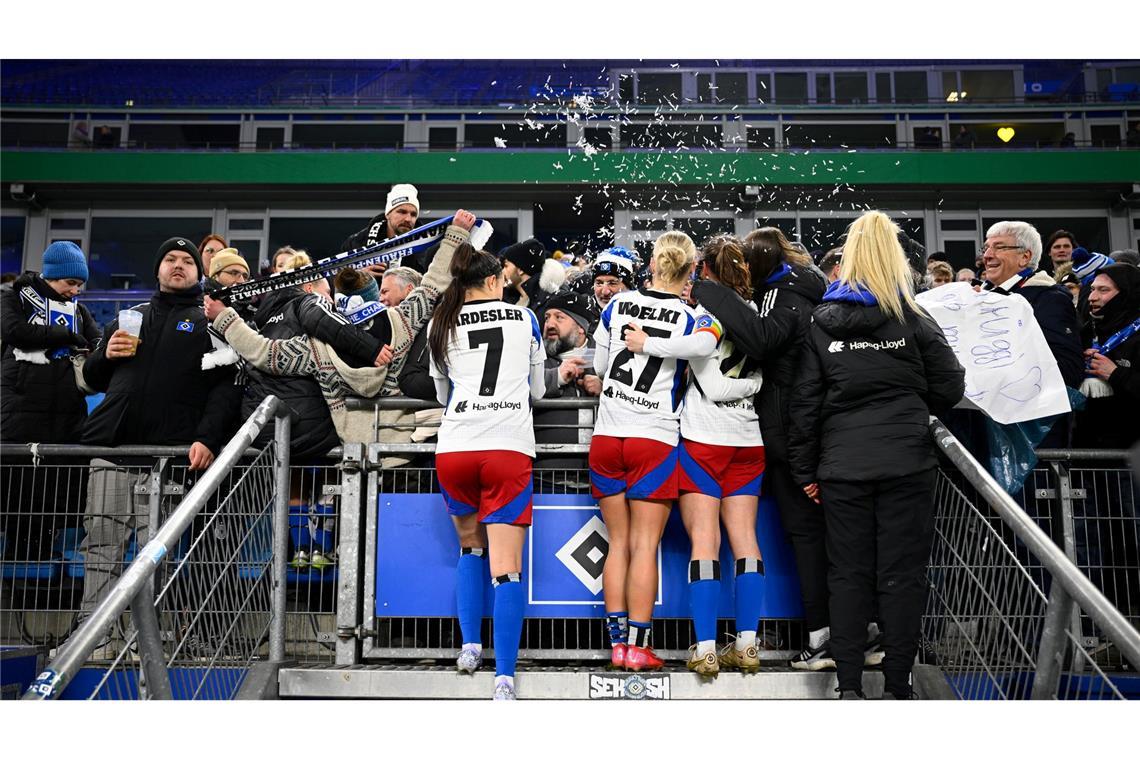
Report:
616,301,681,325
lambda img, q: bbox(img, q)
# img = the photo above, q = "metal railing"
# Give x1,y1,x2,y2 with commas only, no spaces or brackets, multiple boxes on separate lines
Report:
19,396,291,699
925,419,1140,699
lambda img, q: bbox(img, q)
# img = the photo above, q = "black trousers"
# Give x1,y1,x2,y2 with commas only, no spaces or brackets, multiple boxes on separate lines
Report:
765,458,830,632
822,469,935,696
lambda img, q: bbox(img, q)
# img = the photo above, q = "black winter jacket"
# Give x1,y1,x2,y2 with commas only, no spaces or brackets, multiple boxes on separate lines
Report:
691,263,825,462
81,286,240,454
1006,271,1085,389
240,288,382,460
1074,263,1140,449
341,216,432,274
398,327,436,401
788,284,965,484
1,273,101,442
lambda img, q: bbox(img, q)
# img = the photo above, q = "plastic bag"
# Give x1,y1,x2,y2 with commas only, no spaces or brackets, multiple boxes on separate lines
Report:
986,387,1087,494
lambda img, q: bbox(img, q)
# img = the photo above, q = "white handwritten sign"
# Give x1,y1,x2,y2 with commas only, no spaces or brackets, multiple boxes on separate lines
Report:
916,282,1071,425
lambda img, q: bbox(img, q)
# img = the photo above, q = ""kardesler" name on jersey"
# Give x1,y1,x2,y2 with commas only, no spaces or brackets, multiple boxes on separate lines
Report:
616,301,681,324
457,308,526,326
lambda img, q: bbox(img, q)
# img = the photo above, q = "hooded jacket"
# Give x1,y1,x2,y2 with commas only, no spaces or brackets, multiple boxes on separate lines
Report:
1,272,101,442
1074,263,1140,449
788,282,965,484
81,285,240,453
690,263,825,462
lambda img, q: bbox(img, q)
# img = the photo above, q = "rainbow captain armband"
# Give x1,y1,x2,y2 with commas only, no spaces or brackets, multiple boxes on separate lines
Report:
694,314,724,342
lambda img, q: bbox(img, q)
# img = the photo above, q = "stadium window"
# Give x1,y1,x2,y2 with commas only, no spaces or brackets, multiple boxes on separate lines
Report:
835,73,869,104
967,121,1066,148
775,72,808,104
875,72,892,103
291,124,403,149
941,71,960,101
88,216,212,289
672,216,735,241
1090,124,1121,147
783,123,896,149
746,126,775,149
961,70,1015,102
815,74,832,103
800,217,857,251
755,73,772,102
621,123,722,150
637,73,683,106
429,127,457,151
583,126,613,150
1095,68,1114,94
894,71,928,103
256,127,285,150
0,121,69,147
715,74,749,105
127,123,240,149
1,216,26,275
465,123,567,149
696,73,713,103
1115,66,1140,85
619,74,635,103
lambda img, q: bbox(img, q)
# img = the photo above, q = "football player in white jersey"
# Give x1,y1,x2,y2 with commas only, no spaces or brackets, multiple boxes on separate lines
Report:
427,243,546,700
627,235,767,677
589,230,724,671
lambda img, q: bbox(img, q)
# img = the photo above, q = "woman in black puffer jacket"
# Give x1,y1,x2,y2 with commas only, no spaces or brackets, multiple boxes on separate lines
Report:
788,211,964,700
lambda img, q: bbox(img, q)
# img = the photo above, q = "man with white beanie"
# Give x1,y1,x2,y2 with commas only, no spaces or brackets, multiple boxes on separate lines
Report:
340,183,428,278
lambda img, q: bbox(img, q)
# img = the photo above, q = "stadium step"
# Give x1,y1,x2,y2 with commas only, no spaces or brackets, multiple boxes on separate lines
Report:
277,663,887,700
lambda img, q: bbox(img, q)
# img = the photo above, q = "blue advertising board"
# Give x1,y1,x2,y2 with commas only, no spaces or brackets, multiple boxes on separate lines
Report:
375,492,804,619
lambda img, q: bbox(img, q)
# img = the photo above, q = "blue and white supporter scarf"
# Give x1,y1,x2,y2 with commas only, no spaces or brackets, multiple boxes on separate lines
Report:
15,285,77,364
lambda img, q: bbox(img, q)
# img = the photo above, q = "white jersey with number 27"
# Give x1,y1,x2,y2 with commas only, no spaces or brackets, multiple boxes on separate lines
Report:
591,288,721,445
429,299,546,457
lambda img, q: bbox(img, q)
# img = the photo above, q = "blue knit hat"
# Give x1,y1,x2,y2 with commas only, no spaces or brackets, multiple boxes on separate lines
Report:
338,272,380,304
42,241,89,282
1071,247,1113,285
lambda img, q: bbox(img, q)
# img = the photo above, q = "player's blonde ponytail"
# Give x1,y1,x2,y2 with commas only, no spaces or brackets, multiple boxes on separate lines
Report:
652,231,696,286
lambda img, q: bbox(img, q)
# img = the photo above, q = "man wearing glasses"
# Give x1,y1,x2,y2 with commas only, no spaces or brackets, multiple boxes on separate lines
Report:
980,221,1084,444
206,248,255,319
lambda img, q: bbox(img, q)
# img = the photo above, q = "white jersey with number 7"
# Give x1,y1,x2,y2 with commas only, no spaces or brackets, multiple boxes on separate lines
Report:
429,299,546,457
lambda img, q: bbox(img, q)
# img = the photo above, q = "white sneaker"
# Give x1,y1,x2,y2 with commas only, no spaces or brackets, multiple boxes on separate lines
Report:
493,677,516,700
789,641,836,671
456,646,483,674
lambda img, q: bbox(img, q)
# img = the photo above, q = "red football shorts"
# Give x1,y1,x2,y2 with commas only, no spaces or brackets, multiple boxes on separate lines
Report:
678,439,765,499
589,435,679,501
436,450,533,526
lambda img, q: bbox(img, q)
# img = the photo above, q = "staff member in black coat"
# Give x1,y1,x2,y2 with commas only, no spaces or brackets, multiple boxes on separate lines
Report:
687,227,836,669
789,211,965,700
79,237,242,646
1,242,100,561
1077,263,1140,449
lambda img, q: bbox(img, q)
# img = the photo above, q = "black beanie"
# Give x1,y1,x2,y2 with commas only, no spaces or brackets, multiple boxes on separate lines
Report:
155,236,204,280
541,291,599,333
501,238,548,278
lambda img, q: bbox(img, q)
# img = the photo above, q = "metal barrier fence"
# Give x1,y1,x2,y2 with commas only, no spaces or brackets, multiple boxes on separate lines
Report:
17,396,290,700
6,390,1138,698
925,420,1140,700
